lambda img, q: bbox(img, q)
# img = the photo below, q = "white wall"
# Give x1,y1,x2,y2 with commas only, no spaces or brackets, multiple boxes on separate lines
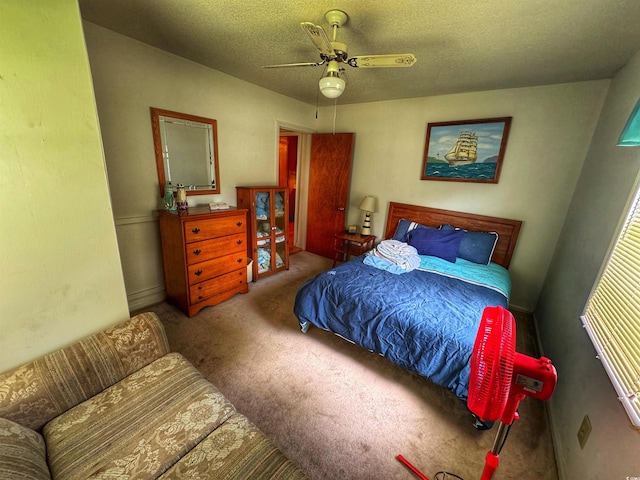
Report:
536,50,640,479
318,82,608,310
82,23,318,310
0,1,129,372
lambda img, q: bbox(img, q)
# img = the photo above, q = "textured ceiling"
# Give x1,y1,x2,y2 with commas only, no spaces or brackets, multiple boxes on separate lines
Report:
78,0,640,106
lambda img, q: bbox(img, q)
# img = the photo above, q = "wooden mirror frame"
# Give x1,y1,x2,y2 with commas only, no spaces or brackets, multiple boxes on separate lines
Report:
150,107,221,197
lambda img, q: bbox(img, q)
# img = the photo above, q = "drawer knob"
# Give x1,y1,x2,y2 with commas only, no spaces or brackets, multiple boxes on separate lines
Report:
192,227,201,234
198,285,202,290
236,240,243,245
198,295,203,300
195,270,203,276
236,221,243,227
236,258,243,263
193,249,202,255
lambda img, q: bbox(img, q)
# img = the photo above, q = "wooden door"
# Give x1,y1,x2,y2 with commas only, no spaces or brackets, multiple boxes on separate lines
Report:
305,133,355,259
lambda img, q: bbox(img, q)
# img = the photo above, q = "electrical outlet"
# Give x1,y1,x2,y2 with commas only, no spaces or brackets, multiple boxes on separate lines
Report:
577,414,592,449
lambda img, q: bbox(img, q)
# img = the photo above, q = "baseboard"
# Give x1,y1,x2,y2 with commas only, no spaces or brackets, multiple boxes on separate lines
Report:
508,303,532,314
127,286,165,312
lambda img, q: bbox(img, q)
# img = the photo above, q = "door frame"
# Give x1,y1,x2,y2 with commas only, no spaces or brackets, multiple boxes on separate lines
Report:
275,121,316,250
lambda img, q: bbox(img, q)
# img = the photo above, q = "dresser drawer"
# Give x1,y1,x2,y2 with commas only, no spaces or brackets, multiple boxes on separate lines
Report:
186,233,246,265
189,268,247,304
187,252,246,284
184,214,246,243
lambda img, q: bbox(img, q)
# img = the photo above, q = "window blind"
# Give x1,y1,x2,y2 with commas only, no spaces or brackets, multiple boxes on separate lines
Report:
582,190,640,429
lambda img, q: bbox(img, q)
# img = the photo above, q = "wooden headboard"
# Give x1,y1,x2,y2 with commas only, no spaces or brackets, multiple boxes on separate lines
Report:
384,202,522,269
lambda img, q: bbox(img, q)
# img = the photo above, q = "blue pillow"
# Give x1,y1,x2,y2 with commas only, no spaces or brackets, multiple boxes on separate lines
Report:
440,224,499,265
405,228,464,263
392,219,435,241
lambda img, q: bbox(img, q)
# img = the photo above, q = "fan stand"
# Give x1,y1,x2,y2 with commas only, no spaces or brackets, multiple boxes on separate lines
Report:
481,400,523,480
480,356,556,480
487,423,510,471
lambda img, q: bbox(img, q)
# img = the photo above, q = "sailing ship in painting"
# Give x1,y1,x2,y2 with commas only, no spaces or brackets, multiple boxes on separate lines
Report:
444,130,478,166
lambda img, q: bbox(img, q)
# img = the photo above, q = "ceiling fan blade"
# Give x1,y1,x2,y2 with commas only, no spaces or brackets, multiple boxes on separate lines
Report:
301,22,335,56
262,61,324,69
347,54,417,68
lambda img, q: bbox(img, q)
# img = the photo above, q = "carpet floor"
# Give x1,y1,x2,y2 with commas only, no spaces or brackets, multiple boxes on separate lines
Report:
138,251,559,480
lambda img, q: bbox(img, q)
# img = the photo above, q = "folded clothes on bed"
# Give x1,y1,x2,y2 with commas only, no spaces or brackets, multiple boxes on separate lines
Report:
364,239,420,273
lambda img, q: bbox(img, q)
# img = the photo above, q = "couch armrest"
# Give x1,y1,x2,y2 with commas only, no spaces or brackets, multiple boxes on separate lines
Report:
0,418,51,479
0,312,170,431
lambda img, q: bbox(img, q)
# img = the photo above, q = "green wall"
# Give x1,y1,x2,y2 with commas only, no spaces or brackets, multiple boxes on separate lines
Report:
536,50,640,478
0,0,129,371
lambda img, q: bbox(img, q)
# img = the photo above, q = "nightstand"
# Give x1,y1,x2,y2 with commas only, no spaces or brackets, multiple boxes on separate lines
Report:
333,232,376,267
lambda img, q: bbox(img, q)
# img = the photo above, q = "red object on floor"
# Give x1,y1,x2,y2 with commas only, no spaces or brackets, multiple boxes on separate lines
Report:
397,454,430,480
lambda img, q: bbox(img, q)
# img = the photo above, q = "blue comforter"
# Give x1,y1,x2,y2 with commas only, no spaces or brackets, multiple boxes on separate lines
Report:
293,255,510,402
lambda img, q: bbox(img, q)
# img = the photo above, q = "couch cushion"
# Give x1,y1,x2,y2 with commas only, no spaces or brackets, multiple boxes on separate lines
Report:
0,312,170,431
0,418,51,480
43,353,235,480
159,413,306,480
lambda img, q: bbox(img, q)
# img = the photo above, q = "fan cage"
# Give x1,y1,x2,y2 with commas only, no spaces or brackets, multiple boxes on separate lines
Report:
468,306,516,421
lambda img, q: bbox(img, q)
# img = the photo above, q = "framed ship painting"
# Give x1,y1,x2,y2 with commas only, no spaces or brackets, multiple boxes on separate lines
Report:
421,117,512,183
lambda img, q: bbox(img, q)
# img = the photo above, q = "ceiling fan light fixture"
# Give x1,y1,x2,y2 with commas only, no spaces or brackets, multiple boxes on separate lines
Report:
319,60,345,98
319,72,345,98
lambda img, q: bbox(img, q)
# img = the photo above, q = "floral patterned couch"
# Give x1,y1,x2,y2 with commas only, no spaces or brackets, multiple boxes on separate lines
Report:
0,312,306,479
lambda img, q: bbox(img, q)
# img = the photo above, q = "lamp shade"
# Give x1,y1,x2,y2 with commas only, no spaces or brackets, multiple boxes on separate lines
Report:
617,98,640,147
319,75,345,99
319,60,345,99
359,196,376,213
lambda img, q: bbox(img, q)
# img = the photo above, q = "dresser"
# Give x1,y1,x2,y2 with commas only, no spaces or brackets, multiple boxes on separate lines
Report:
236,186,289,281
158,206,249,317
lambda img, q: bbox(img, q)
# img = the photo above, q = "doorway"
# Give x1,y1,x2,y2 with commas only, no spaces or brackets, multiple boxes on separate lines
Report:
278,127,311,253
278,126,354,260
278,133,299,252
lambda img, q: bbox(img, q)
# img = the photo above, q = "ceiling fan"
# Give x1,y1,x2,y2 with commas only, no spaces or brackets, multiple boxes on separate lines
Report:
262,9,417,99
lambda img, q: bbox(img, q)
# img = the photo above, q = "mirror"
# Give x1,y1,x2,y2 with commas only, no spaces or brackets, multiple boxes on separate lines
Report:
150,107,220,197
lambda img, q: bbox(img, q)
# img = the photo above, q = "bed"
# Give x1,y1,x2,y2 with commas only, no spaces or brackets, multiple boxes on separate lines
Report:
293,202,522,404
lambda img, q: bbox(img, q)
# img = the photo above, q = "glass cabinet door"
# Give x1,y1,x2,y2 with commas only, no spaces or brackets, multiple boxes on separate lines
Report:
236,185,289,281
273,190,286,271
255,190,273,275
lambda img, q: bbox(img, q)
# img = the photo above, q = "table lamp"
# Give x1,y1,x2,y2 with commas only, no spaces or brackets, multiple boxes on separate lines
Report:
359,196,376,235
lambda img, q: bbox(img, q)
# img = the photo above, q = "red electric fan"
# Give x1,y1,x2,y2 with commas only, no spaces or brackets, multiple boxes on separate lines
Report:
468,305,557,480
397,306,557,480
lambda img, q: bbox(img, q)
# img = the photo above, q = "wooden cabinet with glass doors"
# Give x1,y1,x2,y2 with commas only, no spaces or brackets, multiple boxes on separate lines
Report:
236,186,289,281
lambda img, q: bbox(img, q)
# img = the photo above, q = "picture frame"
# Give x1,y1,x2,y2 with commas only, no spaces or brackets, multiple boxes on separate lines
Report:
421,117,512,183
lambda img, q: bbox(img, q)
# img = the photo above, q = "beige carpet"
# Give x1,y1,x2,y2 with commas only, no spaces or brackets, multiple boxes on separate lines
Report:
139,251,558,480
